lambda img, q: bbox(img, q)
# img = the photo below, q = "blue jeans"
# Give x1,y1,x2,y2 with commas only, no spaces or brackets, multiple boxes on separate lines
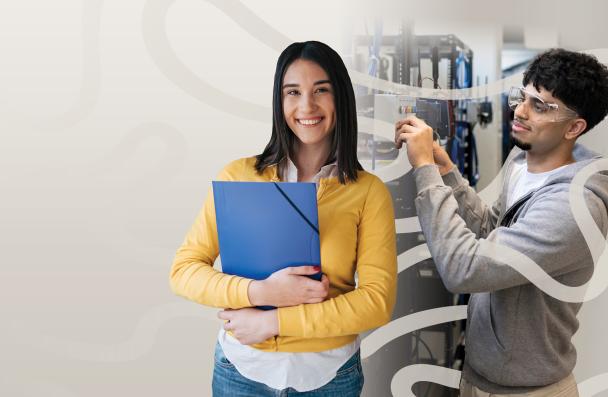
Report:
212,343,364,397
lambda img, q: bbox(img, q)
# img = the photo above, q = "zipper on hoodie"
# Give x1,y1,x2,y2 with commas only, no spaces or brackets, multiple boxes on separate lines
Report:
498,190,535,227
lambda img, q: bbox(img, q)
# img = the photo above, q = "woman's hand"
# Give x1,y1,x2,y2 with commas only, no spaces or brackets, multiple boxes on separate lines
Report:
218,308,278,345
248,266,330,307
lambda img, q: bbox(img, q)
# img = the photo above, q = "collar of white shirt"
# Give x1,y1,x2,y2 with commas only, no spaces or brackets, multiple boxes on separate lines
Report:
283,158,338,185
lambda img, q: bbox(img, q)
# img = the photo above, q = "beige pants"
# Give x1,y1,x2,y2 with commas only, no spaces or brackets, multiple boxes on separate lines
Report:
459,374,579,397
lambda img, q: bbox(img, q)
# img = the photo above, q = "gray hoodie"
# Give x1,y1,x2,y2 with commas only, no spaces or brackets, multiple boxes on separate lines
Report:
413,144,608,394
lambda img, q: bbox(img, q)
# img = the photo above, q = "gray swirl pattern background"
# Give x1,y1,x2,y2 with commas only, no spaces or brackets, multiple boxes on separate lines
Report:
1,1,608,396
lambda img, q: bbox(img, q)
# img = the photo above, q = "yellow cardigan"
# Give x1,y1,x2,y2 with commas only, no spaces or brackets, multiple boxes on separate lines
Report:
170,157,397,352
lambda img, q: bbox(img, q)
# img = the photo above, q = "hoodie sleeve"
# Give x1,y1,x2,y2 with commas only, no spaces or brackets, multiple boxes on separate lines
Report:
441,166,501,239
413,164,605,294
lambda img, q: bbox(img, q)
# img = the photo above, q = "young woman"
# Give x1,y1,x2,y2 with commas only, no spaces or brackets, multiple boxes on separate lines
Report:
171,41,397,396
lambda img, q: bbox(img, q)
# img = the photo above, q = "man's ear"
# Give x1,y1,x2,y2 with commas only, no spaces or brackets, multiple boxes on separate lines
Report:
565,118,587,141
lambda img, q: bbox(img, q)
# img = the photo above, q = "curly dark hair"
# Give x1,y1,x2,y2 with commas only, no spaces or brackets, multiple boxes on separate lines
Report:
523,48,608,135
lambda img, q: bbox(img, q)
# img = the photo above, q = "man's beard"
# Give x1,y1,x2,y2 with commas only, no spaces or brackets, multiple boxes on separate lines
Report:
511,133,532,151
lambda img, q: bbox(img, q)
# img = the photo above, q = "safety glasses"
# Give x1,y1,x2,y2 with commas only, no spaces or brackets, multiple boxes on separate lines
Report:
507,86,578,122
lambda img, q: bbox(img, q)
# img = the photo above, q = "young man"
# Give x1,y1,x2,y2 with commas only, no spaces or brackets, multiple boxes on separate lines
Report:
395,49,608,396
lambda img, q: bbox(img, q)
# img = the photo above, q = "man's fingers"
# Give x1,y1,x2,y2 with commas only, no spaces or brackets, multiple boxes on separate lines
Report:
395,115,427,129
433,141,449,155
395,120,412,139
395,119,408,129
395,119,418,147
395,125,420,149
397,123,422,135
407,115,429,127
395,125,415,148
395,132,412,147
395,116,419,128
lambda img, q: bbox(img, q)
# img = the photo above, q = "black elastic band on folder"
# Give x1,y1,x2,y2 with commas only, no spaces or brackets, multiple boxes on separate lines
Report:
272,183,319,235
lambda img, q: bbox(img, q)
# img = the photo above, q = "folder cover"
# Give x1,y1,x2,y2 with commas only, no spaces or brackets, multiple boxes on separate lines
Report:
212,181,321,282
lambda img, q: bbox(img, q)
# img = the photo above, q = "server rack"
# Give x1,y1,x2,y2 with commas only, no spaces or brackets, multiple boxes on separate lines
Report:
352,22,473,397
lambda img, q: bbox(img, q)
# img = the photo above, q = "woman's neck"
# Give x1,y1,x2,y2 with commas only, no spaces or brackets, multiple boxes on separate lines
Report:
291,141,331,182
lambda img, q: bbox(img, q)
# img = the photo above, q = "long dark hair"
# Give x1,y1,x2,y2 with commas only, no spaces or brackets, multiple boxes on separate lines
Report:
255,41,362,184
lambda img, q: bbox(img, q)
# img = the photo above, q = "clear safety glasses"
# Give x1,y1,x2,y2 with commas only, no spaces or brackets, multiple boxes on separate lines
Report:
507,86,578,122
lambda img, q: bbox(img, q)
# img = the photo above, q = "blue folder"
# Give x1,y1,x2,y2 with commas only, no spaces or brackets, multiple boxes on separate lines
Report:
212,181,321,282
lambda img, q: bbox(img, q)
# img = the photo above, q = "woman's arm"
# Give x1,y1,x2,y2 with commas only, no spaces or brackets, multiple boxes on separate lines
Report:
170,161,329,309
170,186,253,308
276,177,398,338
